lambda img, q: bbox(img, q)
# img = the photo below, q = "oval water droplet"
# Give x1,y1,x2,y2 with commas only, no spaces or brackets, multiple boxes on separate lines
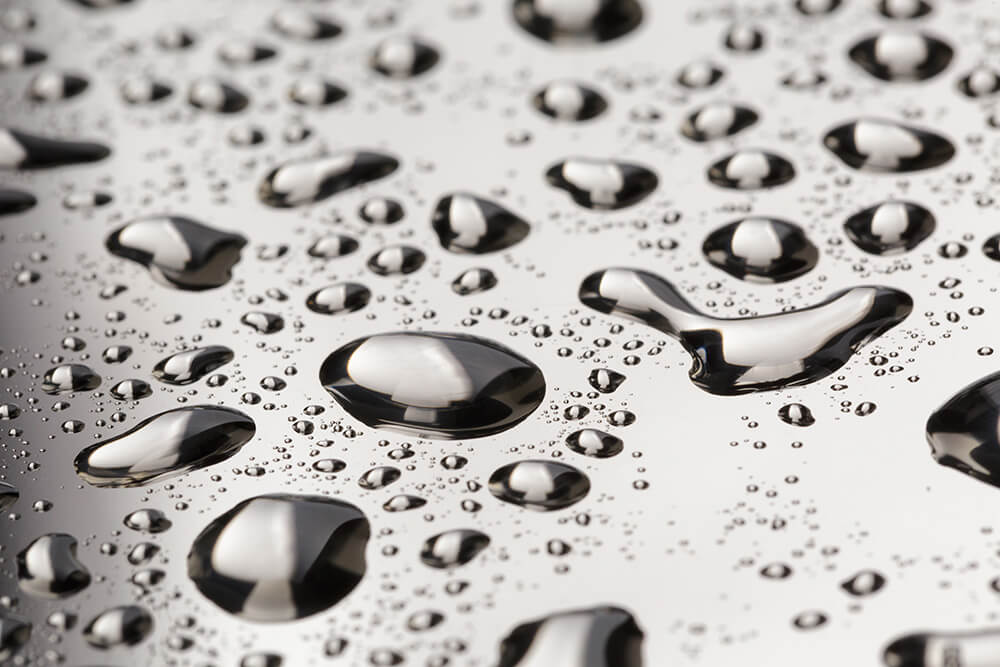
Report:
546,158,658,210
41,363,100,395
778,403,815,427
565,428,623,458
883,628,1000,666
153,345,234,385
307,282,371,315
120,76,172,104
0,43,46,70
259,151,399,208
271,8,341,40
17,533,91,598
360,197,404,224
432,193,530,253
82,605,153,649
420,529,489,568
497,606,643,667
0,128,110,168
218,40,277,65
823,118,955,173
288,77,347,107
841,569,886,596
723,23,764,52
452,268,497,295
878,0,932,18
488,460,590,511
188,78,249,112
702,218,818,283
512,0,643,45
109,378,151,400
844,201,935,255
676,60,724,89
926,371,1000,489
958,66,1000,98
0,188,35,215
532,80,607,121
707,150,795,190
848,31,953,82
367,245,425,275
795,0,842,15
187,494,369,622
681,103,759,141
0,612,30,662
371,35,440,78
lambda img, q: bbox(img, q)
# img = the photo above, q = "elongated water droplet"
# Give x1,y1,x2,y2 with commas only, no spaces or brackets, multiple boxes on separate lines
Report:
702,218,818,283
707,150,795,190
579,268,912,395
75,405,255,488
823,118,955,173
0,128,110,168
383,494,425,512
218,40,276,65
120,76,172,104
371,36,439,78
0,188,35,215
849,31,953,82
358,466,401,490
532,80,607,121
83,605,152,649
321,332,544,439
883,628,1000,666
106,216,246,290
367,245,425,275
432,193,530,253
259,151,399,208
512,0,643,45
844,201,935,255
489,460,589,511
271,8,341,40
0,43,45,70
841,569,886,596
42,363,100,394
17,533,91,598
497,606,644,667
188,78,249,112
187,494,369,622
546,158,658,210
420,529,489,568
153,345,234,385
307,282,371,315
681,103,759,142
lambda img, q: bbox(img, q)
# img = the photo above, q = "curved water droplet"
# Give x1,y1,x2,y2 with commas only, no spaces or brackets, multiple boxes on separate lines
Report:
488,460,590,511
702,218,818,283
320,332,545,439
74,405,255,488
546,158,658,210
187,494,369,622
41,363,100,394
532,80,607,121
360,197,404,224
579,268,913,395
106,216,247,290
844,201,935,255
367,245,425,275
849,31,952,82
565,428,623,458
218,40,277,65
497,606,644,667
420,529,489,568
512,0,643,45
371,35,439,78
0,612,30,662
124,508,171,533
681,103,759,142
153,345,234,385
0,481,18,511
288,77,347,107
17,533,91,598
259,151,399,208
383,494,425,512
241,311,284,334
823,118,955,173
0,128,110,168
958,66,1000,98
82,605,152,649
707,150,795,190
432,193,530,253
109,378,151,400
307,282,371,315
723,23,765,52
778,403,815,427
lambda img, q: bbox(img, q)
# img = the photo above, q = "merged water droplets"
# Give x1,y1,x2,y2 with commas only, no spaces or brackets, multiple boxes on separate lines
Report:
319,332,545,439
371,36,439,78
579,268,912,394
74,406,255,488
259,151,399,207
0,128,110,168
702,218,818,283
152,345,234,385
106,216,247,290
926,371,1000,489
17,533,91,598
432,193,530,253
532,80,607,121
546,158,658,210
497,606,644,667
848,31,953,82
488,460,590,511
187,494,369,622
306,283,371,315
512,0,643,45
681,103,759,142
843,201,935,255
707,150,795,190
420,529,490,568
823,118,955,173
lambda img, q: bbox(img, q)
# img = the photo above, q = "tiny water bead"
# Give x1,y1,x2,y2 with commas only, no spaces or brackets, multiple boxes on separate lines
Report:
702,217,819,283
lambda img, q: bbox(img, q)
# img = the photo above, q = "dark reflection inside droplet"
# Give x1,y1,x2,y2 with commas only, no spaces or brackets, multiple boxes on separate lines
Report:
546,158,658,210
488,460,590,510
498,606,644,667
823,118,955,173
512,0,643,45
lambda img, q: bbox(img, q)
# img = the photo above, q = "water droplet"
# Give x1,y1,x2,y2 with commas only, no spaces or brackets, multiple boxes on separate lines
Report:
271,8,341,40
120,76,172,104
488,460,590,511
958,66,1000,98
848,31,953,82
259,151,399,208
497,606,643,667
420,529,489,568
512,0,643,45
27,70,87,102
124,508,172,533
681,103,759,142
823,118,955,173
532,80,607,121
82,605,153,649
371,36,439,78
360,197,404,224
566,428,623,458
703,218,818,283
795,0,842,15
0,612,30,662
307,283,371,315
841,569,886,596
707,150,795,190
926,371,1000,489
17,533,90,598
187,494,368,621
367,245,426,275
778,403,815,427
288,77,347,107
452,268,497,295
883,628,1000,666
878,0,932,19
188,78,249,112
0,127,110,168
432,193,530,253
546,158,658,210
723,24,765,52
0,42,45,70
676,60,724,89
153,345,234,385
109,378,151,400
218,40,276,65
241,311,284,334
42,363,100,394
844,201,935,255
0,188,35,215
320,332,545,439
588,368,626,393
383,494,426,512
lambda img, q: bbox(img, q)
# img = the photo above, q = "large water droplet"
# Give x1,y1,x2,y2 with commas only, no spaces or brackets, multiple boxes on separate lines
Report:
0,128,110,168
497,606,644,667
532,80,607,121
681,103,759,142
823,118,955,173
106,216,247,290
432,193,530,253
579,268,912,395
320,332,545,439
41,363,100,395
546,158,658,210
74,406,255,488
926,371,1000,490
420,529,490,568
488,460,590,511
187,494,369,622
844,201,935,255
848,31,953,82
259,151,399,208
188,78,249,112
17,533,91,598
82,605,153,649
702,218,818,283
152,345,234,385
512,0,643,45
707,150,795,190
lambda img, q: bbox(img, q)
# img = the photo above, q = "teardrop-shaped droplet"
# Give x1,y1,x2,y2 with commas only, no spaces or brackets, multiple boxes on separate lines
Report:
288,77,347,107
432,193,530,253
82,605,152,649
702,218,819,283
565,428,623,458
925,371,1000,490
778,403,815,427
676,60,724,89
723,24,764,52
187,494,369,622
0,43,46,70
883,628,1000,667
532,80,607,121
320,332,545,439
546,158,658,210
681,103,759,142
843,201,935,255
841,569,886,597
488,460,590,511
218,40,277,65
27,70,88,102
109,378,152,400
452,268,497,295
878,0,932,18
0,188,36,215
849,31,952,82
707,150,795,190
17,533,91,598
371,35,439,78
120,76,172,104
307,282,371,315
588,368,626,393
259,151,399,208
153,345,234,385
188,78,249,112
512,0,643,45
367,245,425,275
75,406,255,488
579,268,912,395
420,529,489,568
497,606,643,667
824,118,955,173
958,66,1000,98
0,128,110,169
41,363,100,395
983,234,1000,262
106,216,247,290
271,8,342,40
